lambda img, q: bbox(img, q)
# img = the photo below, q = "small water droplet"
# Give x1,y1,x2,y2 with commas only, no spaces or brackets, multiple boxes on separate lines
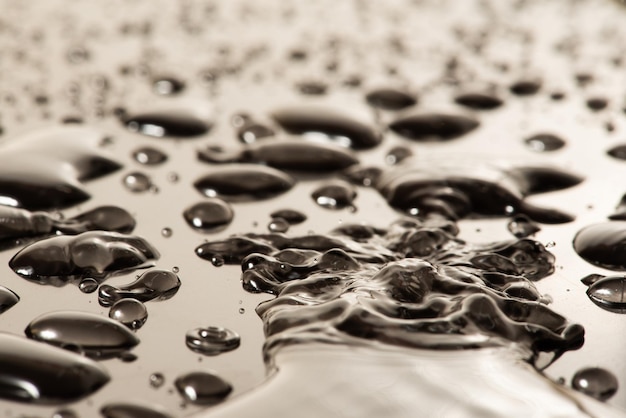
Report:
454,92,503,110
571,367,618,401
52,409,78,418
312,181,357,210
152,76,185,96
586,97,609,111
389,113,479,141
268,217,289,233
109,299,148,330
78,278,99,294
132,146,168,165
172,266,180,273
149,373,165,388
185,326,240,355
385,146,413,165
270,209,307,225
238,308,245,314
524,133,566,152
365,88,417,111
161,227,173,238
183,199,234,231
101,402,173,418
167,172,179,183
510,79,541,96
507,214,540,238
174,371,232,405
66,45,90,64
123,172,152,193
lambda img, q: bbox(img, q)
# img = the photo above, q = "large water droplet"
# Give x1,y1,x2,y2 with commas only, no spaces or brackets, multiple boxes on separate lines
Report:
183,199,234,231
25,310,140,359
194,164,295,201
123,172,153,193
312,181,357,210
388,113,479,141
524,133,566,152
0,332,109,404
271,106,381,150
571,367,618,401
454,92,503,110
122,106,212,138
174,371,232,405
365,88,417,110
98,269,181,307
132,146,168,165
573,222,626,270
583,275,626,313
109,299,148,330
100,402,174,418
0,286,19,313
185,326,241,355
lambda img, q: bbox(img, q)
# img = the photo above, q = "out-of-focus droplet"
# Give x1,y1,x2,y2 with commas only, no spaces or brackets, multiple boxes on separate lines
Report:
132,146,168,165
524,133,566,152
571,367,618,401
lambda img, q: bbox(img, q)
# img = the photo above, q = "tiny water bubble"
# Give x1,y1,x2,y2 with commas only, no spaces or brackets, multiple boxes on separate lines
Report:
149,372,165,388
238,308,245,314
161,227,173,238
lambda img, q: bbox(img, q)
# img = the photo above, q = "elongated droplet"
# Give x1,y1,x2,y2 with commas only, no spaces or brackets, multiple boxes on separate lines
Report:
365,88,417,110
132,146,168,165
64,205,136,233
584,275,626,313
101,402,174,418
174,371,232,405
312,181,357,210
194,165,294,201
510,79,541,96
98,269,181,307
385,146,413,165
271,106,381,150
237,122,275,144
185,326,240,355
0,332,109,404
573,222,626,270
454,92,503,110
389,113,479,141
524,133,566,152
571,367,618,401
122,107,212,138
25,310,140,359
270,209,307,225
109,299,148,330
0,286,19,313
183,199,234,231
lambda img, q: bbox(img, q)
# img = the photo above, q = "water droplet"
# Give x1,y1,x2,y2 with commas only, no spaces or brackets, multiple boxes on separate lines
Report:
161,227,173,238
149,373,165,388
271,106,381,150
296,80,328,95
270,209,307,225
98,269,180,307
573,222,626,270
174,371,232,405
385,146,413,165
123,172,152,193
312,181,357,210
510,79,541,96
454,92,503,110
342,165,383,187
268,218,289,233
583,275,626,313
122,106,212,138
100,402,174,418
365,88,417,111
63,206,136,234
524,133,566,152
172,266,179,273
571,367,618,401
586,97,609,111
607,144,626,161
166,172,179,183
237,122,275,144
183,199,234,231
132,146,168,165
26,311,140,359
10,231,159,286
52,409,78,418
185,326,240,355
109,299,148,330
152,76,185,96
238,308,245,314
78,278,98,294
194,164,295,201
507,214,541,238
389,113,479,141
66,45,90,64
550,91,566,101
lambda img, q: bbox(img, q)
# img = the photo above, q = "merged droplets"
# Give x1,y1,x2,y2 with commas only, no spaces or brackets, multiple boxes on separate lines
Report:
185,326,241,355
183,199,234,232
123,172,153,193
365,88,417,111
25,311,140,359
582,275,626,313
174,371,232,405
524,133,566,152
573,222,626,270
109,299,148,330
132,146,168,165
388,113,479,141
98,269,181,307
0,286,19,313
571,367,618,401
0,332,109,404
100,402,174,418
312,181,357,210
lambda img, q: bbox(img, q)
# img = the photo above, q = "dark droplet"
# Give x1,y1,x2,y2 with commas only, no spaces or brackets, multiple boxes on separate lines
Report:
507,214,541,238
573,222,626,270
132,146,168,165
183,199,234,231
365,88,417,111
609,193,626,220
524,133,566,152
123,172,153,193
268,217,290,233
152,76,185,96
100,402,174,418
607,144,626,161
270,209,307,225
510,79,541,96
174,371,232,405
454,92,503,110
25,311,140,359
122,107,212,138
388,113,479,141
98,269,181,307
271,106,381,150
9,231,159,286
586,97,609,112
312,181,357,210
0,286,19,313
61,205,136,234
571,367,618,401
185,326,241,355
194,164,295,201
583,276,626,313
0,332,109,404
109,299,148,330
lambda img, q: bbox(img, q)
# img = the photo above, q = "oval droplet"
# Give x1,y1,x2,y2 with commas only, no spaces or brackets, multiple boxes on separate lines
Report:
152,76,185,96
573,222,626,270
123,172,152,193
25,311,140,359
454,92,503,110
237,122,275,144
607,144,626,161
524,133,566,152
571,367,618,401
97,269,181,307
132,146,168,165
78,278,98,294
510,79,541,96
365,88,417,111
586,97,609,111
149,373,165,388
268,217,289,233
174,371,232,405
388,113,479,141
101,402,174,418
385,146,413,165
122,107,212,138
109,299,148,330
185,326,241,355
183,199,234,232
270,209,307,225
64,205,136,234
312,181,357,210
584,275,626,313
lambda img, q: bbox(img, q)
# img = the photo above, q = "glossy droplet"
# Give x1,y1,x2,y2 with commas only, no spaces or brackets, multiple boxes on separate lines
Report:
389,113,479,141
524,133,566,152
365,88,417,110
0,286,19,313
101,402,174,418
270,209,307,225
183,199,234,231
510,79,541,96
454,92,503,110
312,181,357,210
586,97,608,111
238,308,245,314
185,326,240,355
150,373,165,388
607,144,626,161
237,122,275,144
268,218,289,233
78,278,98,294
584,276,626,313
573,222,626,270
271,106,381,150
342,165,383,187
9,231,159,285
0,332,109,404
123,172,152,193
98,269,181,307
507,214,540,238
385,146,413,165
63,205,136,234
132,146,168,165
175,371,232,405
109,299,148,330
152,76,185,96
123,107,212,138
25,311,140,359
161,227,173,237
609,193,626,220
194,165,295,201
571,367,618,401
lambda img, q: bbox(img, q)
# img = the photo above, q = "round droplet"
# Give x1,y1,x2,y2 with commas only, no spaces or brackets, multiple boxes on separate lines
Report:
174,371,232,405
150,373,165,388
573,222,626,270
167,172,179,183
585,276,626,313
152,76,185,96
270,209,307,225
185,326,240,355
161,227,173,238
172,266,179,273
78,278,98,294
123,172,152,193
268,218,289,233
311,181,357,210
183,199,234,231
571,367,618,401
524,133,566,152
586,97,608,111
238,308,245,314
109,299,148,330
132,147,168,165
